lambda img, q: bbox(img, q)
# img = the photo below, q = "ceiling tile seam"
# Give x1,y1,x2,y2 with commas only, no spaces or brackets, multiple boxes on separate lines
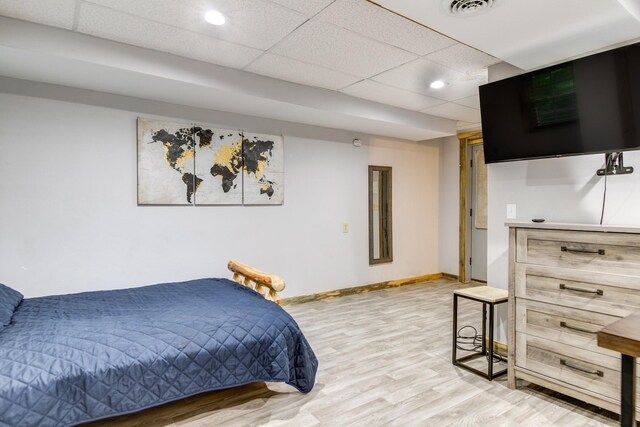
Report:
250,47,374,80
335,88,439,113
308,16,454,58
243,54,363,85
79,1,267,54
424,53,500,74
364,57,489,95
242,0,339,71
311,0,339,17
263,0,337,18
449,99,480,109
420,43,462,59
362,56,465,92
365,0,500,62
335,78,366,92
423,43,500,63
262,0,308,16
240,17,313,70
308,17,424,61
72,0,82,32
450,102,480,111
337,78,449,104
240,51,274,72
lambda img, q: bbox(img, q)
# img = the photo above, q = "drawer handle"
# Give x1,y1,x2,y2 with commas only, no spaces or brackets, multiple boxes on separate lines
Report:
559,321,596,334
560,359,604,377
561,246,605,255
559,283,604,296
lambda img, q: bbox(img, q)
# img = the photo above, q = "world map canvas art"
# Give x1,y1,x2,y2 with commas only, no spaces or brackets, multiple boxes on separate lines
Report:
242,132,284,205
137,118,284,206
194,127,244,205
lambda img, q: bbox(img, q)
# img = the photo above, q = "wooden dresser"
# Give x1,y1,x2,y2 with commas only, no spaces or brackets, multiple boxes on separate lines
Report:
507,222,640,417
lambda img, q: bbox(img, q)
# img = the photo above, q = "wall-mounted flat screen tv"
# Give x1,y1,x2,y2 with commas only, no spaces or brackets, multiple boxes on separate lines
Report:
479,42,640,164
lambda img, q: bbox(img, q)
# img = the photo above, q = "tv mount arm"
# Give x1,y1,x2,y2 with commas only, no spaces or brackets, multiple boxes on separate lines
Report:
596,152,634,176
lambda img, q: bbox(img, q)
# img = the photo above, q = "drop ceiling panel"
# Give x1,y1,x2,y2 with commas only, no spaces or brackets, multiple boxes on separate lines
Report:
245,53,361,90
315,0,457,55
267,0,334,17
340,79,445,111
374,0,640,70
457,121,481,131
422,102,481,123
372,58,485,101
85,0,308,51
271,20,418,77
0,0,76,29
425,43,500,73
453,94,480,109
0,1,493,127
77,3,263,69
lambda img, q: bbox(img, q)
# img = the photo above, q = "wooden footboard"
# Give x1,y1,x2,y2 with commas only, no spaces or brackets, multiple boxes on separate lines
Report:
227,260,285,304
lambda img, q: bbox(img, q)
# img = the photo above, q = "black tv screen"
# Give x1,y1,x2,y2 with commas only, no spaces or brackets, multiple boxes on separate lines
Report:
479,43,640,164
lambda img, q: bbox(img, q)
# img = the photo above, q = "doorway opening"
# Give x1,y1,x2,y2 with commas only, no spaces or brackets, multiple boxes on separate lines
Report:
458,130,487,283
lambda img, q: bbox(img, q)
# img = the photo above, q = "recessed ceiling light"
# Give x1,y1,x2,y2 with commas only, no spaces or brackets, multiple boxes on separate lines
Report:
204,10,226,26
430,80,445,89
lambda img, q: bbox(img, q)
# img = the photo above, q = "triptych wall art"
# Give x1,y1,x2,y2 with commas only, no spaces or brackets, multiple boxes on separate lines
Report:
137,118,284,205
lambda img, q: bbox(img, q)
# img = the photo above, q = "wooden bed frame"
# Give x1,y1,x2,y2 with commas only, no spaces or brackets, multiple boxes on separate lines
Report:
228,260,285,304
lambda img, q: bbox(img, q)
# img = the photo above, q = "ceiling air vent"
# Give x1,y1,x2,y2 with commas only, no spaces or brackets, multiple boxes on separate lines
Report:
447,0,497,16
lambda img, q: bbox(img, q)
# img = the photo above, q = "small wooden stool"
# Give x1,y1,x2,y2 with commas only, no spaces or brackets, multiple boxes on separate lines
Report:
452,286,508,380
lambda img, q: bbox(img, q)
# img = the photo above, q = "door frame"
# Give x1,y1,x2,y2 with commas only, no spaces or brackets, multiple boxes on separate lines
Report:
458,130,483,283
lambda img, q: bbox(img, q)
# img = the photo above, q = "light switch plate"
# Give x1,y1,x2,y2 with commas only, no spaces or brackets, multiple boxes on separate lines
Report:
507,204,517,219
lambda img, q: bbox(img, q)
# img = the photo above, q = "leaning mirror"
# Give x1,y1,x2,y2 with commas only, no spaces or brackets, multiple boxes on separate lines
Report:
369,166,392,265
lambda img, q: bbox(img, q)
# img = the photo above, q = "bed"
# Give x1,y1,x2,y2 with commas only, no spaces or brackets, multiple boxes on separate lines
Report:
0,261,318,426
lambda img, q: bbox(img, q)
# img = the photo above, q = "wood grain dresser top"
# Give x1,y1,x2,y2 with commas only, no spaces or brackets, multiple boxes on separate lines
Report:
505,221,640,234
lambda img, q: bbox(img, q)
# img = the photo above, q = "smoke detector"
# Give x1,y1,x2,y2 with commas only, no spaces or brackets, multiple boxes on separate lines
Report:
444,0,499,17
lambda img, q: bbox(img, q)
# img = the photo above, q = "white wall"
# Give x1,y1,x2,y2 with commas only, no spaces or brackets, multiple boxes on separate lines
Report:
438,136,460,275
0,90,441,298
487,153,640,290
368,137,441,282
487,152,640,344
486,61,640,291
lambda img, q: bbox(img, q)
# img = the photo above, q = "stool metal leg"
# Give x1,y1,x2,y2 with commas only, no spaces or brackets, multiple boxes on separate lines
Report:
481,303,487,355
488,303,495,380
452,294,458,365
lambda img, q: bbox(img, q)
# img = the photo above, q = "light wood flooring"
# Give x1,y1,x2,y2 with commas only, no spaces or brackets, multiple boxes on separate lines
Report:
88,280,619,426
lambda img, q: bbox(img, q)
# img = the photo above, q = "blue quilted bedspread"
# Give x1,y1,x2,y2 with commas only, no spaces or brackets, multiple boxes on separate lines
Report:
0,278,318,426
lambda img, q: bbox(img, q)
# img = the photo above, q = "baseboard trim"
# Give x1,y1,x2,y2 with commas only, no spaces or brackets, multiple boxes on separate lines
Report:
478,338,508,357
282,272,449,305
493,340,508,357
441,272,459,281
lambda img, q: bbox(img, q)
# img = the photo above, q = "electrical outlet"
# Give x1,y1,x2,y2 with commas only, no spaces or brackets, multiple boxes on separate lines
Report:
506,204,517,219
343,223,349,233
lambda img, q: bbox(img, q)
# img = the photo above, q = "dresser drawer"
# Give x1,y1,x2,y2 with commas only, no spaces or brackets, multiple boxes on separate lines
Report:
516,228,640,275
516,333,640,403
515,299,619,358
515,264,640,317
